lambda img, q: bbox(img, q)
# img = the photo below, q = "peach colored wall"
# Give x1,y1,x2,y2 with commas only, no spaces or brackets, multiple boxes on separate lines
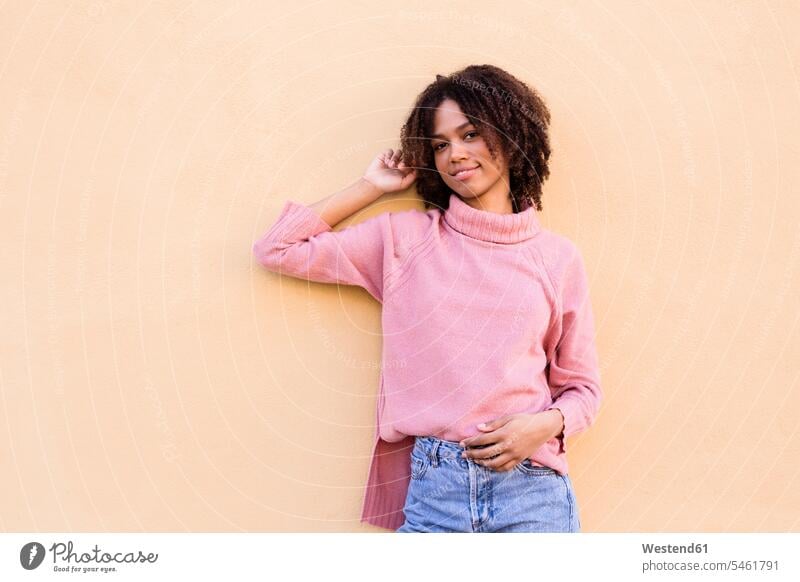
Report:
1,1,798,532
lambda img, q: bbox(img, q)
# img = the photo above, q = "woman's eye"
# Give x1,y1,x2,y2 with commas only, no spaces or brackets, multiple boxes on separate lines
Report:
433,132,476,151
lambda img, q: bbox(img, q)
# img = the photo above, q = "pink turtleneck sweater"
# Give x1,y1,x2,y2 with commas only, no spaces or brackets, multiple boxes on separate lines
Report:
252,192,602,531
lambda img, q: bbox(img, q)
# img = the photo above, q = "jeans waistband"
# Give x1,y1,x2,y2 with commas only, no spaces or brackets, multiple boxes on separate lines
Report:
412,435,556,474
413,435,468,466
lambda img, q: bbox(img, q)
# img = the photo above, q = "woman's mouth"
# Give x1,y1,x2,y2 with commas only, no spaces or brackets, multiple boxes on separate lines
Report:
451,166,480,181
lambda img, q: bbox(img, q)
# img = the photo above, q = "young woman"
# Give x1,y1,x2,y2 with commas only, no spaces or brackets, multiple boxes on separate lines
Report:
253,64,602,533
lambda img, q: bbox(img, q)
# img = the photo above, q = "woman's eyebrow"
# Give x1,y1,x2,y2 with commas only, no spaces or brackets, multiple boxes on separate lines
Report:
430,121,474,140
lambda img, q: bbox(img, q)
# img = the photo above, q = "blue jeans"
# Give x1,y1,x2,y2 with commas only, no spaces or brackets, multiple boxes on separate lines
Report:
396,436,581,533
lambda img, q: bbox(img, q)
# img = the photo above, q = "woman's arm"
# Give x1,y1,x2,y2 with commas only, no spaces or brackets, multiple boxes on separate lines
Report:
309,148,417,227
252,149,417,302
307,177,383,228
545,244,603,454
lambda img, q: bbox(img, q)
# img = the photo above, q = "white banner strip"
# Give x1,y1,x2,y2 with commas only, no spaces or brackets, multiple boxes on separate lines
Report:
2,533,798,581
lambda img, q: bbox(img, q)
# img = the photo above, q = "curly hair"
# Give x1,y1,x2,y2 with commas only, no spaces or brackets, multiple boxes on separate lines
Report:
399,64,552,213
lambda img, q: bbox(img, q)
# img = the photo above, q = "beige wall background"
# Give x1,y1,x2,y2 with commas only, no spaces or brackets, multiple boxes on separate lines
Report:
1,0,798,532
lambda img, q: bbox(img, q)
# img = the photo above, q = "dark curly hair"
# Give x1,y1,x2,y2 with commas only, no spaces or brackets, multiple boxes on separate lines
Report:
399,64,552,213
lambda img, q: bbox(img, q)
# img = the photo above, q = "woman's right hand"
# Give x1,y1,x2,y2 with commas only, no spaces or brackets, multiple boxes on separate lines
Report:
362,148,417,196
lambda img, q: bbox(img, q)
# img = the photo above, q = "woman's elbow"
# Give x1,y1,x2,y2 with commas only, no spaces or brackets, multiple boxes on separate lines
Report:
252,239,285,271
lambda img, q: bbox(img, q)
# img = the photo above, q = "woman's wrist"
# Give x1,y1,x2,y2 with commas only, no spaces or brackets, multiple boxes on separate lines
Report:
359,176,385,199
546,408,565,439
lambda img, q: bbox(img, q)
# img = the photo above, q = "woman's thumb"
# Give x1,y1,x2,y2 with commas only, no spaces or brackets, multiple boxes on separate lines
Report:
478,415,510,431
399,169,416,188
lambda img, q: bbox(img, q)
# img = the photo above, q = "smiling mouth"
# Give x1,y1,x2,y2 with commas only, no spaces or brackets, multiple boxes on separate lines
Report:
450,165,479,176
451,166,480,180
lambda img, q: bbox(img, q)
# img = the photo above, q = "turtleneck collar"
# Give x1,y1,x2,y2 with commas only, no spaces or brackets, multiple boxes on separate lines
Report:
443,193,542,244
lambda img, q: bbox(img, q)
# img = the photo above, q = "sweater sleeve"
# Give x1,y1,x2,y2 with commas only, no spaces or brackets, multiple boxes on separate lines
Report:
252,199,396,303
545,244,603,454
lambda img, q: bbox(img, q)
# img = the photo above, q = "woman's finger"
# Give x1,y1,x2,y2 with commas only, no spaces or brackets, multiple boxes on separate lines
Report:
460,434,489,449
475,453,514,470
465,440,506,460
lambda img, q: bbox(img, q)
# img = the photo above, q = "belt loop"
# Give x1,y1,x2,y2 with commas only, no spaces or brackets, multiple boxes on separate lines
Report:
429,439,440,467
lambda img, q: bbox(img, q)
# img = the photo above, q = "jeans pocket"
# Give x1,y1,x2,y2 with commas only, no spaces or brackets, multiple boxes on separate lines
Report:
410,448,429,480
513,458,556,476
559,474,578,532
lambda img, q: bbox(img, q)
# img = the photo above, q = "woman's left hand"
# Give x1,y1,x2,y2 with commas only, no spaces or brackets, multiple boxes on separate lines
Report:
458,411,563,472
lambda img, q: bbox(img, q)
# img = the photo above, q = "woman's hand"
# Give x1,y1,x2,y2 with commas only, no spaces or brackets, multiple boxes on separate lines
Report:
362,148,417,195
458,410,563,472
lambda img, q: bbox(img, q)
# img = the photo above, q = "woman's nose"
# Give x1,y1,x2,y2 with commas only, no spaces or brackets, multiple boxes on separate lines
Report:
449,142,468,160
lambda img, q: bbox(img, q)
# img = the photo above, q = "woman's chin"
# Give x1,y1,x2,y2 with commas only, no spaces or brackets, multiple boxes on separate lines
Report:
463,189,490,200
449,183,486,198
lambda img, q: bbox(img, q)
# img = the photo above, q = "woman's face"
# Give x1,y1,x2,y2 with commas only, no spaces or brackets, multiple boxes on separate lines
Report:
430,98,510,203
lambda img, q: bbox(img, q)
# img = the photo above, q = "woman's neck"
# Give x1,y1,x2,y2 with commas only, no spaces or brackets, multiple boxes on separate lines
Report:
458,191,515,214
443,192,541,244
